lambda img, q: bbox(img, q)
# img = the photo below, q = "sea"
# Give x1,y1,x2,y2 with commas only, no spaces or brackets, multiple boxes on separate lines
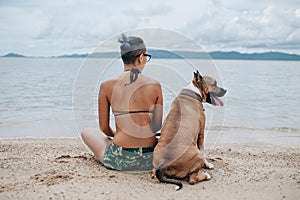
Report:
0,57,299,146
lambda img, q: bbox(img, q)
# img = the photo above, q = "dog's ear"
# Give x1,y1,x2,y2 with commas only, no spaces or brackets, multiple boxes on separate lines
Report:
196,70,203,81
194,70,203,82
194,72,198,81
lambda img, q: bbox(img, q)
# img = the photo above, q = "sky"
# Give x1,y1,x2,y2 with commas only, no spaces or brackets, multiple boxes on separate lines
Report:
0,0,299,56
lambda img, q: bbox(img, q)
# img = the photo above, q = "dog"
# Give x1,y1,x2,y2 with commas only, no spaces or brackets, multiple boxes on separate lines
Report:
153,71,226,190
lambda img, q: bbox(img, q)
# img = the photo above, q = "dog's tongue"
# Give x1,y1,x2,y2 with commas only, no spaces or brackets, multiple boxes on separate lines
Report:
211,95,224,106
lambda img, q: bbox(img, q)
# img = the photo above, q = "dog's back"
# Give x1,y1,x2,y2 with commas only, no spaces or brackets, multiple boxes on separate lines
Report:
153,71,225,189
153,94,205,178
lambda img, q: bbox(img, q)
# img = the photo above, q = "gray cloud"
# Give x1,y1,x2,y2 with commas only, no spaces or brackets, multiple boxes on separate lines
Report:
183,5,300,53
123,3,172,17
0,0,299,56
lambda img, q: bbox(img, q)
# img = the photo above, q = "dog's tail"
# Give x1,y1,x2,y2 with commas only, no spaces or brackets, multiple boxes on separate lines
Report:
155,168,183,191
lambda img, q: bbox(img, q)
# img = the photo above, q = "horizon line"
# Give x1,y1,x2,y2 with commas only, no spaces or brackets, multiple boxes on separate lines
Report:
1,50,300,58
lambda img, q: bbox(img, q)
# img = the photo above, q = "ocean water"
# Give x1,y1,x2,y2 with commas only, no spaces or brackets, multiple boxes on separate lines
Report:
0,57,299,145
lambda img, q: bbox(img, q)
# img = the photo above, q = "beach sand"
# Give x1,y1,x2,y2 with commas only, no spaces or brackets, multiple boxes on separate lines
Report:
0,138,299,200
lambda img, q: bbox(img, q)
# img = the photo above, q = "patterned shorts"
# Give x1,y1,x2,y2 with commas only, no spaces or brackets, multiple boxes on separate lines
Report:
102,142,154,171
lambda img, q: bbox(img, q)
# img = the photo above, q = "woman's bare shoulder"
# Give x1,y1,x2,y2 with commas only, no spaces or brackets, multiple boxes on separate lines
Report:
101,75,120,86
141,75,161,85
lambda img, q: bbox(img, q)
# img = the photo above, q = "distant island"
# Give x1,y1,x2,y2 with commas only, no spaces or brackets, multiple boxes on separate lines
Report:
1,50,300,61
2,53,25,58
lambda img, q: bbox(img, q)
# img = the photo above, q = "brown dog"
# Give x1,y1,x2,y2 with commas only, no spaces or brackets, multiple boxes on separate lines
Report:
153,71,226,190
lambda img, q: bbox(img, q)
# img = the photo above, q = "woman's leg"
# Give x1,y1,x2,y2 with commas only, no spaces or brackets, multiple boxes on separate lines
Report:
81,127,111,162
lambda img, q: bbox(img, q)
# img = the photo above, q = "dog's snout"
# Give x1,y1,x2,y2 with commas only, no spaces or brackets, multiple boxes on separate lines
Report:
218,88,227,97
216,88,227,97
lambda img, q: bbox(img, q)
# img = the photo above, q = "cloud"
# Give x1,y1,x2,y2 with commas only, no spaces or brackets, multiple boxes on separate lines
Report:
0,0,299,56
123,3,172,17
296,9,300,17
0,1,138,55
0,6,49,39
183,5,300,53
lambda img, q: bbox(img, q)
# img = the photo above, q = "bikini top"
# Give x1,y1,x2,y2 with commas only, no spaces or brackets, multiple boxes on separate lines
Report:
113,109,154,117
113,68,154,116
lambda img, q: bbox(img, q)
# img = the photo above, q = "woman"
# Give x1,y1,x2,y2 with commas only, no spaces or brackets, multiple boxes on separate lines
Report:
81,34,163,171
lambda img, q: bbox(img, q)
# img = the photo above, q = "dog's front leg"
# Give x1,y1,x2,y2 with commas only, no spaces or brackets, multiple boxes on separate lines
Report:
151,168,156,178
198,130,214,169
203,157,214,169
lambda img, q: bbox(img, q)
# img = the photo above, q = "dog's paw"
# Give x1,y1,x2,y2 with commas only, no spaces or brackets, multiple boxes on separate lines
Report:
203,159,214,169
204,172,211,180
151,168,156,179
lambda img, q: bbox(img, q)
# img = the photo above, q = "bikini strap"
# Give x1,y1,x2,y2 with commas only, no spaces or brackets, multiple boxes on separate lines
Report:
113,110,153,117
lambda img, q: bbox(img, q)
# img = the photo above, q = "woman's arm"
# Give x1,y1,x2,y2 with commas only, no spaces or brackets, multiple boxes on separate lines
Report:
151,83,163,133
98,82,115,137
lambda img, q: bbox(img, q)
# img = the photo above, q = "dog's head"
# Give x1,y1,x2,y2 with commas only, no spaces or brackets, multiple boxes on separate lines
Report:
192,71,226,106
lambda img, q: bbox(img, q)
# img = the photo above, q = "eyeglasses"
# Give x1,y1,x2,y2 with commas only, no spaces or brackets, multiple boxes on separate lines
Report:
143,53,151,62
136,53,151,62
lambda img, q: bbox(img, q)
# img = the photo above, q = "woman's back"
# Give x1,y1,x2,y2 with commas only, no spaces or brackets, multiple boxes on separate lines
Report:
81,33,163,171
100,72,162,148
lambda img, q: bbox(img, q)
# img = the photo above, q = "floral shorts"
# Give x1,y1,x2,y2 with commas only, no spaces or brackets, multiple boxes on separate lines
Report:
103,142,154,171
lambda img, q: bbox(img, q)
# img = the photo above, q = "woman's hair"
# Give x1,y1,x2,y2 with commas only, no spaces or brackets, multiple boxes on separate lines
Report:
118,34,146,64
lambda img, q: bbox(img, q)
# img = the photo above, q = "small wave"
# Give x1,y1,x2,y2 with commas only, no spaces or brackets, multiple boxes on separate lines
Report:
269,127,299,133
0,122,10,127
49,117,76,121
207,125,300,133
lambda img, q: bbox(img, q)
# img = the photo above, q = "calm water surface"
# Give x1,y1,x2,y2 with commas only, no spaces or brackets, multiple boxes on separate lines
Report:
0,58,299,145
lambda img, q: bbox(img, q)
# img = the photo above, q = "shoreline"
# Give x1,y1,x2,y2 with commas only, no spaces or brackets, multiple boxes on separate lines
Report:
1,127,300,147
1,138,299,199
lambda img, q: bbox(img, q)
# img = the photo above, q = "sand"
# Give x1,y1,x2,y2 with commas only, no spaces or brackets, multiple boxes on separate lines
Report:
0,138,299,200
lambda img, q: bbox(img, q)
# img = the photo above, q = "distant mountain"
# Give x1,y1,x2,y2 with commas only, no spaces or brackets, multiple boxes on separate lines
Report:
208,51,300,60
1,50,300,60
150,50,300,60
54,53,88,58
2,53,25,58
89,50,300,60
88,52,119,58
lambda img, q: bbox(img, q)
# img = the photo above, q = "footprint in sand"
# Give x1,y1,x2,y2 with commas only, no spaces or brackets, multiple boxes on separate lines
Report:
31,170,73,186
